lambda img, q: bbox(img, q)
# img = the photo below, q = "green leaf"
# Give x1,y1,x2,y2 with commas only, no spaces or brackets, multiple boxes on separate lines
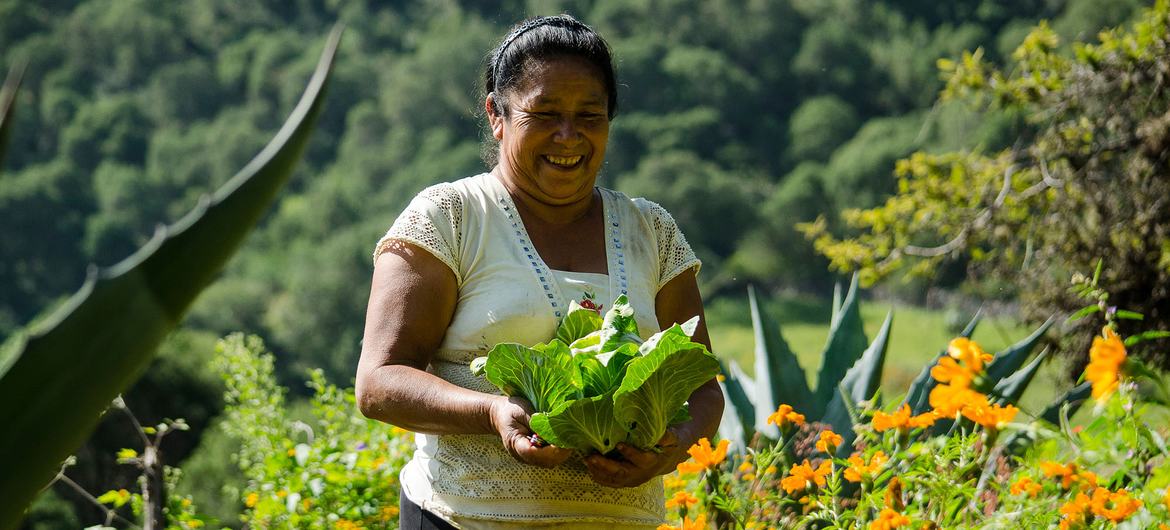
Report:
984,317,1053,385
1123,330,1170,347
574,343,636,397
991,348,1048,405
0,28,341,529
822,309,893,452
1039,382,1092,426
718,359,756,451
598,295,642,351
530,391,626,453
481,341,582,412
1065,305,1101,323
904,309,981,414
614,341,720,450
812,273,868,418
1114,310,1144,321
555,302,604,344
115,448,138,460
747,285,812,439
0,61,25,170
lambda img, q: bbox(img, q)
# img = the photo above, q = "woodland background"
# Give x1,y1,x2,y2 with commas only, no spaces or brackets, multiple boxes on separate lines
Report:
0,0,1152,526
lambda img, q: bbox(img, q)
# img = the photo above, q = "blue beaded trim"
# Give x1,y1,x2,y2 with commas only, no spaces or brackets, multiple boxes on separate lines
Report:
607,203,629,296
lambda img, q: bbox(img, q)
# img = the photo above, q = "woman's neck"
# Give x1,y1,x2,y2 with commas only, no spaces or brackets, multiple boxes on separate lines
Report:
493,169,597,226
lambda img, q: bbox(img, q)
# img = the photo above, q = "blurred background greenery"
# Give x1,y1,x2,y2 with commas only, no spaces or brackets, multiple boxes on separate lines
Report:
0,0,1150,527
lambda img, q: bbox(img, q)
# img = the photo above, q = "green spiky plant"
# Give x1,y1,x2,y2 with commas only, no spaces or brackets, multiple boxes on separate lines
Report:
0,28,341,530
718,273,1079,457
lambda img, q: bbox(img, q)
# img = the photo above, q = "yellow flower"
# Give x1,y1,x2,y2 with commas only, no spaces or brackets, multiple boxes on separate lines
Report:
1085,326,1127,402
844,451,888,483
276,490,288,499
869,508,911,530
301,498,312,511
816,430,843,454
1164,486,1170,509
676,438,729,475
187,520,204,528
781,459,832,494
660,515,706,530
766,404,806,429
245,492,259,508
380,505,400,521
738,460,754,473
665,491,700,510
1090,487,1142,522
287,447,296,457
334,521,364,530
1010,476,1042,497
664,475,687,489
928,383,985,418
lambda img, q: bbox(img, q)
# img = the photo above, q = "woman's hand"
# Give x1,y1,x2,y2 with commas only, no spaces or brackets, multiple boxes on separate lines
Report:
490,396,573,468
582,428,689,488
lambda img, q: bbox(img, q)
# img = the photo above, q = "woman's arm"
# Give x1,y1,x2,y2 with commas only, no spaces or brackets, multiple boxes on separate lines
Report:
583,269,725,487
355,240,571,467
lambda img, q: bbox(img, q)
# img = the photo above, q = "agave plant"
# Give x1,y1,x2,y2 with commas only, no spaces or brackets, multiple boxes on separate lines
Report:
0,28,341,529
718,273,1066,457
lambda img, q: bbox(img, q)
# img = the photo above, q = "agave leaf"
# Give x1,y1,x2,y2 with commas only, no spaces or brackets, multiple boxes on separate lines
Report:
991,348,1048,405
812,273,868,418
1005,382,1091,455
0,28,341,529
904,309,982,414
718,359,756,451
822,309,893,450
983,317,1054,385
0,60,26,169
747,285,812,439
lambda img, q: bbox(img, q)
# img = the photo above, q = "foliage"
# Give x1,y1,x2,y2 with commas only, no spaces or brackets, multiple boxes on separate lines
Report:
212,333,413,530
474,296,720,452
0,29,338,529
661,309,1170,529
801,0,1170,369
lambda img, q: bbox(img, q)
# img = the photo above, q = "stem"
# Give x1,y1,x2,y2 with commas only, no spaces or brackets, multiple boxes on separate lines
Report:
53,473,142,529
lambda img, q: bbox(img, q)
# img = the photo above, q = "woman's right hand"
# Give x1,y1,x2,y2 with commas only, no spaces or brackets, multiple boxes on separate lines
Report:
489,396,573,468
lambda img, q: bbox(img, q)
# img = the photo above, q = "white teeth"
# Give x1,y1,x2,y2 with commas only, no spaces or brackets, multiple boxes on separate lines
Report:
545,155,582,166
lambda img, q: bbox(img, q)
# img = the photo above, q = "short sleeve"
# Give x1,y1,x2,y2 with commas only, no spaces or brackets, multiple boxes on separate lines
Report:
641,200,701,291
373,183,463,284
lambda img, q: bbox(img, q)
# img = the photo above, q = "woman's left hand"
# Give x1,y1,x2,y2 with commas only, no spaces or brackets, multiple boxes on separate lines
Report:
582,428,689,488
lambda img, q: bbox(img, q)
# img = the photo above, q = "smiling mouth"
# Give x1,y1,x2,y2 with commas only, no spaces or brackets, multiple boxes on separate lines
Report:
543,154,583,168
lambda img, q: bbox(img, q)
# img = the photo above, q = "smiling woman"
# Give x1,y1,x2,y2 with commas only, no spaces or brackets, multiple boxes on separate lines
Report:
355,14,723,530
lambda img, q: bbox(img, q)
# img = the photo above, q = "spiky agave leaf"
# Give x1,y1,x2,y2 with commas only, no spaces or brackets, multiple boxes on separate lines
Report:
811,273,868,418
821,309,893,455
0,29,341,529
747,284,812,439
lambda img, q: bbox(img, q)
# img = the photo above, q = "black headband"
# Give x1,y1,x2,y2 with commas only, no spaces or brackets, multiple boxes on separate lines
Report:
490,15,588,92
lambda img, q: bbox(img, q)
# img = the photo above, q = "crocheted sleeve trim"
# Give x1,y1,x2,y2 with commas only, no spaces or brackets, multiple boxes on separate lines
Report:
639,199,701,291
373,183,463,284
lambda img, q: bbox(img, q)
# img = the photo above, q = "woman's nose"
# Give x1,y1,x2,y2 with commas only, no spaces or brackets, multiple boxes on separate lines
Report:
553,117,582,145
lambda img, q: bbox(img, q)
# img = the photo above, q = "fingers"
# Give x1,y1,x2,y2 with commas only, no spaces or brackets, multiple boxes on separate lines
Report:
514,436,573,468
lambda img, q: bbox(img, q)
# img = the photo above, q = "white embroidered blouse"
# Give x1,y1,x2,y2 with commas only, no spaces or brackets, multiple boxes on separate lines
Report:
373,172,701,529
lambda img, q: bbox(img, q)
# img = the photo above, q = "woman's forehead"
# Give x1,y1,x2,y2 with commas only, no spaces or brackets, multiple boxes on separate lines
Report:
513,56,608,104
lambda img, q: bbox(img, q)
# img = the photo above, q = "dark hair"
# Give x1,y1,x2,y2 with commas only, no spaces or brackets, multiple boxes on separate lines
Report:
484,14,618,120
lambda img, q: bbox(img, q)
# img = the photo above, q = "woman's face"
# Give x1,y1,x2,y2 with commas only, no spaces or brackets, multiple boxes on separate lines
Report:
489,55,610,206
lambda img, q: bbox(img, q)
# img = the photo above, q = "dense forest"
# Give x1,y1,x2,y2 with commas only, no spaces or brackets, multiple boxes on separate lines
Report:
0,0,1150,526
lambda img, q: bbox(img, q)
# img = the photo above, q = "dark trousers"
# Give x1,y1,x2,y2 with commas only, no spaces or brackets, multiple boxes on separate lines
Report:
399,491,458,530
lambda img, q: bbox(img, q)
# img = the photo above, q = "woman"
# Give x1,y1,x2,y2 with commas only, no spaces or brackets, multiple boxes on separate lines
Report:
356,14,724,529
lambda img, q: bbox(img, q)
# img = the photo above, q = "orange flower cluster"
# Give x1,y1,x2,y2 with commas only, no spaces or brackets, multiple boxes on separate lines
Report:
844,451,888,483
928,338,1018,429
869,507,911,530
1040,461,1098,491
1059,492,1092,530
665,491,699,510
767,404,806,430
1057,487,1143,528
871,404,937,432
676,438,729,475
780,459,832,494
1085,326,1127,402
657,514,706,530
816,430,843,454
1009,476,1042,497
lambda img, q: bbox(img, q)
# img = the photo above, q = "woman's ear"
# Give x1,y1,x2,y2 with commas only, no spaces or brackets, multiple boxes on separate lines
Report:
486,93,505,140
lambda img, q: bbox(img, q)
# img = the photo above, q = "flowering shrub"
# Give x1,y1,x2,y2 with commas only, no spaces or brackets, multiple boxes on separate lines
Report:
659,322,1170,529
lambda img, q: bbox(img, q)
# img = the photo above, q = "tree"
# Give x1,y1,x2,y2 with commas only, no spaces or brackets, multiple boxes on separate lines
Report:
803,1,1170,369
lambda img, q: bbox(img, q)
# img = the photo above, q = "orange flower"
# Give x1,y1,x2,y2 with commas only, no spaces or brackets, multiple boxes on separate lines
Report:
930,357,974,388
948,337,992,373
1040,461,1097,491
1085,326,1127,402
1059,492,1092,530
767,404,806,429
844,451,887,483
1090,487,1142,522
1010,476,1042,497
676,514,706,530
1164,486,1170,509
781,459,832,494
245,492,259,508
960,396,1019,430
665,491,700,510
816,430,843,454
929,383,984,418
873,404,937,431
869,507,911,530
676,438,729,475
